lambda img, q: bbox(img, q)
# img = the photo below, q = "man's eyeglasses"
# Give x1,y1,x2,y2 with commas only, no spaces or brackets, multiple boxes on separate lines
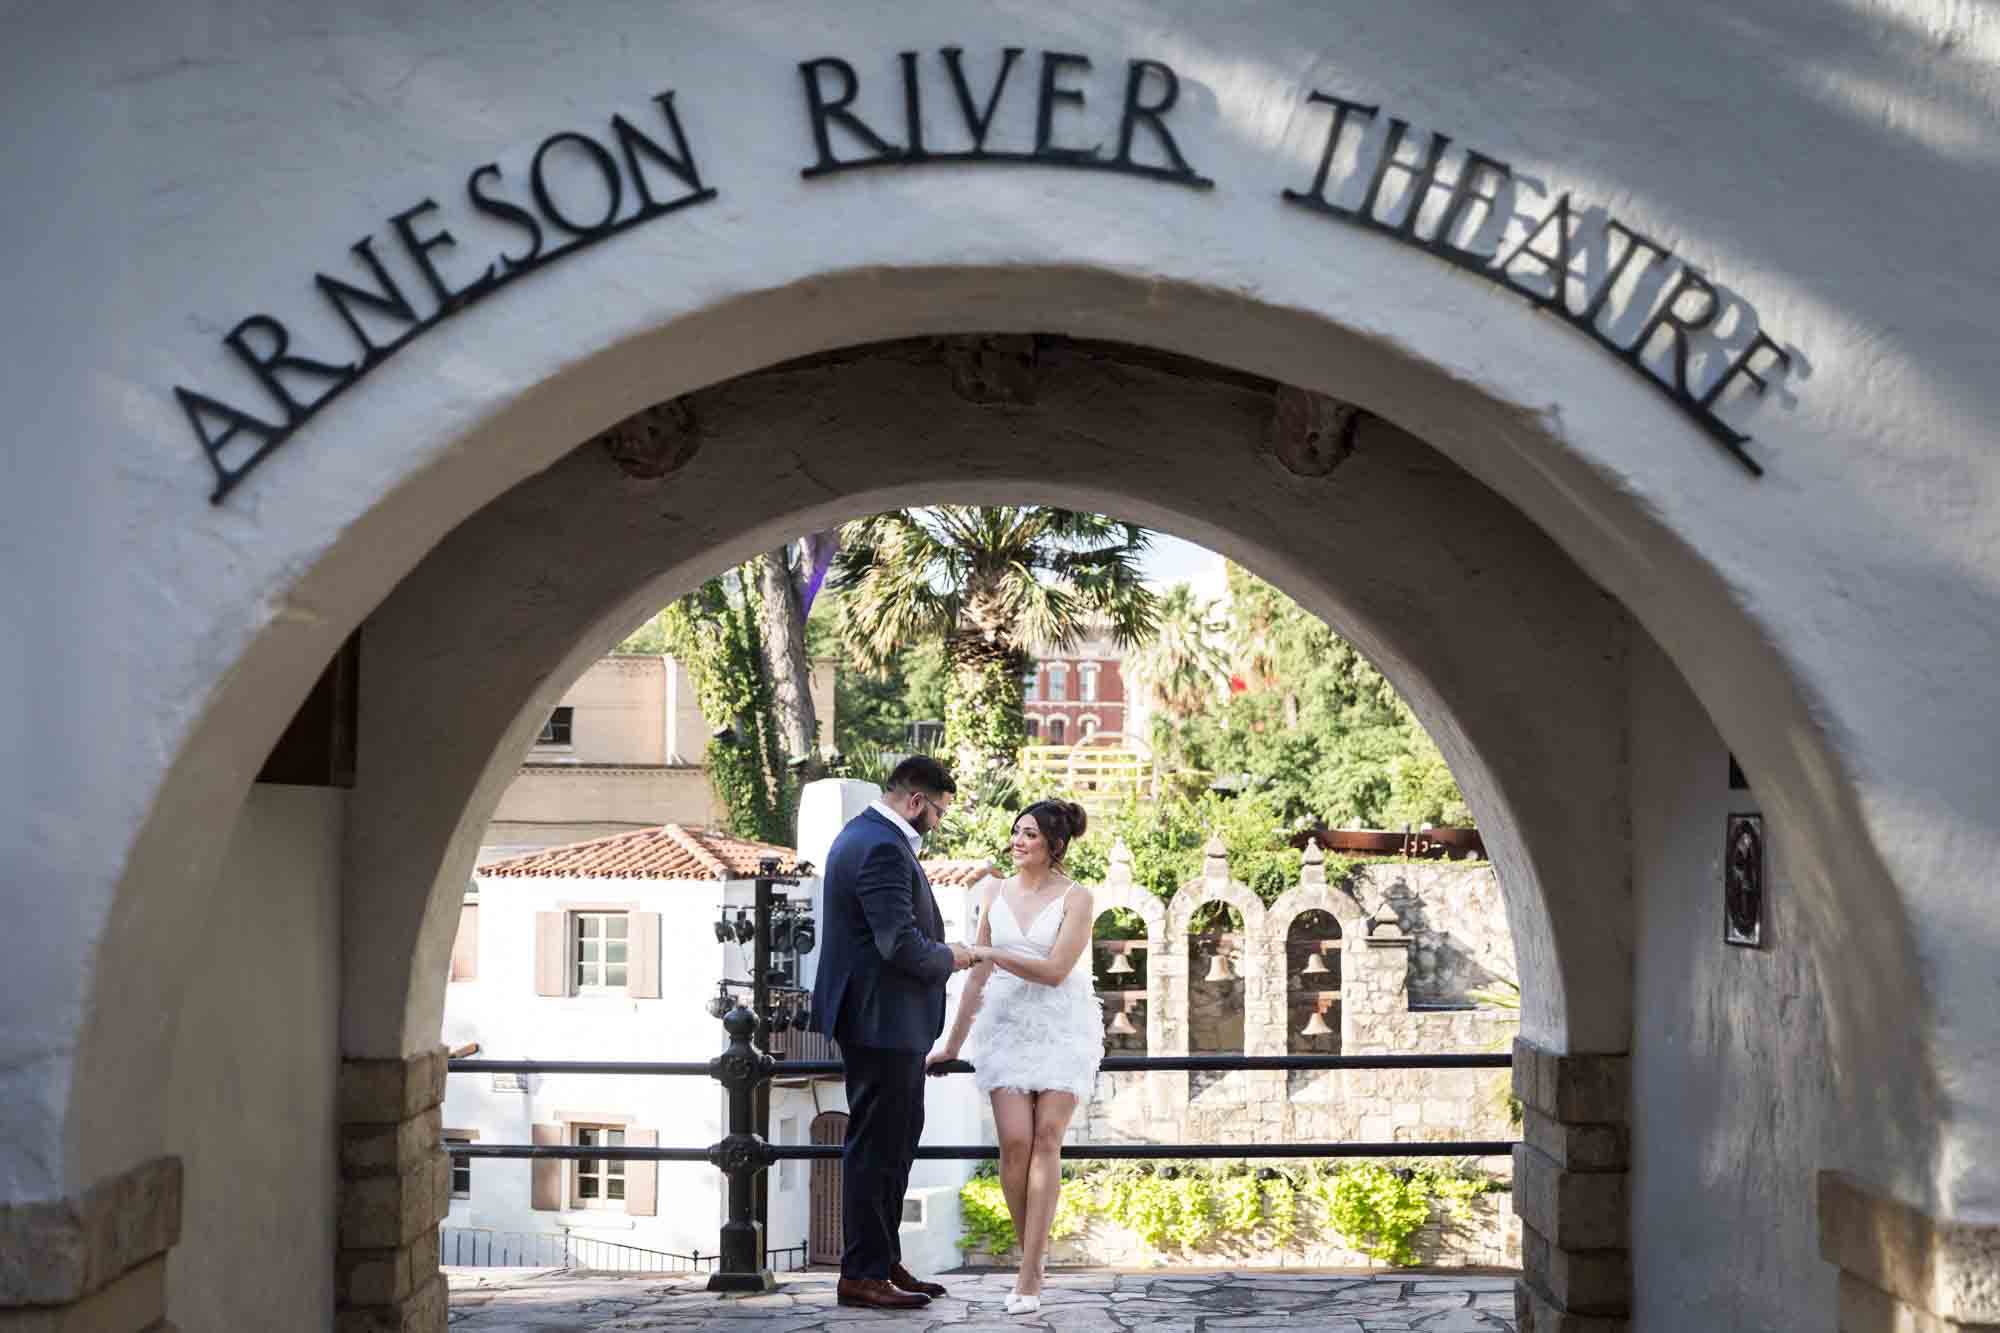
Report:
918,795,950,822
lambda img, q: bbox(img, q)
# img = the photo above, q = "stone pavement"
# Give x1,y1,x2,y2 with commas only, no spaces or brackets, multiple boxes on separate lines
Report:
446,1267,1518,1330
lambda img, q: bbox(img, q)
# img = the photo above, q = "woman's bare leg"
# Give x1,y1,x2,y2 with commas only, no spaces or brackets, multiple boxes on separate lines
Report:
989,1090,1037,1282
1016,1091,1079,1297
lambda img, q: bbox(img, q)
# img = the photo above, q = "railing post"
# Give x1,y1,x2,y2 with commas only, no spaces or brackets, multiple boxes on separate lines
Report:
752,859,775,1246
705,1005,777,1293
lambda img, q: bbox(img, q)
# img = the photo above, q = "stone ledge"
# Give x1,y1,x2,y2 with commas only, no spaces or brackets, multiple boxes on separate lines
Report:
1514,1143,1628,1251
1820,1170,2000,1325
342,1108,444,1177
1512,1039,1629,1124
336,1272,447,1333
1838,1272,2000,1333
339,1152,451,1250
340,1049,447,1125
339,1229,442,1308
1521,1221,1630,1315
0,1158,182,1306
0,1256,166,1331
1514,1276,1630,1333
1523,1108,1628,1172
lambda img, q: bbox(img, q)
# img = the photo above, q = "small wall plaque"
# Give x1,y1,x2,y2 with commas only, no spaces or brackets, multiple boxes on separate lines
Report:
1724,813,1764,947
491,1073,529,1093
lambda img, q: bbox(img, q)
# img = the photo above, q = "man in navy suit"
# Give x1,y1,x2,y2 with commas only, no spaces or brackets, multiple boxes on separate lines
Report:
810,756,974,1310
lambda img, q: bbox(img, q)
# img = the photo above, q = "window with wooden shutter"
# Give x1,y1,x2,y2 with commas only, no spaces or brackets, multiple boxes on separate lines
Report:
570,1124,626,1209
533,912,566,996
530,1123,563,1210
625,1127,659,1216
572,912,629,991
450,903,479,982
629,912,661,999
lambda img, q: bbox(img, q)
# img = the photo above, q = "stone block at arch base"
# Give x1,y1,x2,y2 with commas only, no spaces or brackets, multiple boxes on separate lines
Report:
1819,1171,2000,1332
0,1156,181,1332
1510,1039,1630,1332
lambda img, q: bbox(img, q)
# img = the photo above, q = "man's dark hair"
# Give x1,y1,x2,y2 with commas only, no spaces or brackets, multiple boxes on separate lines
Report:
885,755,957,797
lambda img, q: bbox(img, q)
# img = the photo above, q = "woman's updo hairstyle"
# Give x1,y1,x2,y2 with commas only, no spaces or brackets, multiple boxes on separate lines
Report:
1020,799,1089,867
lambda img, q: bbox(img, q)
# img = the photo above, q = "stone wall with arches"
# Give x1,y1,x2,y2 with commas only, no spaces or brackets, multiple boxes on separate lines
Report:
1076,839,1517,1154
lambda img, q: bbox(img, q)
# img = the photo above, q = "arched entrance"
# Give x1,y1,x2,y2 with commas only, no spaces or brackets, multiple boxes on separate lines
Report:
11,7,2000,1331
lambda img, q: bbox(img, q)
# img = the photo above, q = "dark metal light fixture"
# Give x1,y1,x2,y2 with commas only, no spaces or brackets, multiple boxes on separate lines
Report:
712,918,733,944
732,910,754,945
789,918,816,955
705,983,732,1020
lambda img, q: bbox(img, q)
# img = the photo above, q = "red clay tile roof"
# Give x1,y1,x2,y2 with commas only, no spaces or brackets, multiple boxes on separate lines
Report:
477,825,801,881
923,858,1001,888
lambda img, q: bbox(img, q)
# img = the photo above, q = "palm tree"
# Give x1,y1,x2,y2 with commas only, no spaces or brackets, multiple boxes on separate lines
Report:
1128,583,1231,726
831,508,1159,774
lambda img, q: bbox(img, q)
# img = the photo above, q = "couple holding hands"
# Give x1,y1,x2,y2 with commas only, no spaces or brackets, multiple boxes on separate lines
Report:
809,756,1102,1315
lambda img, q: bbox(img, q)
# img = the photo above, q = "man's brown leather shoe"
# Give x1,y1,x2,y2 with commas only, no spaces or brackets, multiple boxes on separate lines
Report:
837,1277,930,1309
889,1263,948,1298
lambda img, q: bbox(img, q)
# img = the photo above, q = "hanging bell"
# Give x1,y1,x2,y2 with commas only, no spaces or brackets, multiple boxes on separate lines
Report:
1204,951,1233,983
1300,1008,1333,1038
1106,1007,1138,1036
1105,950,1135,976
1301,950,1330,976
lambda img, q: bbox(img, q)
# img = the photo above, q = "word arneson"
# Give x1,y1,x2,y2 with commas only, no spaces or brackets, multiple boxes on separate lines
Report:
177,94,715,501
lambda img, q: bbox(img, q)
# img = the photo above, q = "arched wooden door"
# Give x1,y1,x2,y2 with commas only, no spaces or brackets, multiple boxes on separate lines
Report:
808,1111,848,1266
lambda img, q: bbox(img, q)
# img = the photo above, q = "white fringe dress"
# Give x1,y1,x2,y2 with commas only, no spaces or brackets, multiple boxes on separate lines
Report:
970,890,1104,1100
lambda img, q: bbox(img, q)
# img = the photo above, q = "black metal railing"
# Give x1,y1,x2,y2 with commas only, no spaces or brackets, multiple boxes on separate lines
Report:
447,862,1518,1293
439,1227,808,1274
449,1020,1515,1291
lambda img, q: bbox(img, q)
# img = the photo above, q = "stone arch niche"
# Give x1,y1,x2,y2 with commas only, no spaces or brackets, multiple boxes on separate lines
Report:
1267,846,1360,1099
1166,843,1269,1120
1090,842,1162,1059
19,11,1995,1322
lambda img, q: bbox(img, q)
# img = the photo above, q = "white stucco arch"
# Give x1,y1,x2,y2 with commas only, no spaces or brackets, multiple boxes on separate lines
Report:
8,3,2000,1327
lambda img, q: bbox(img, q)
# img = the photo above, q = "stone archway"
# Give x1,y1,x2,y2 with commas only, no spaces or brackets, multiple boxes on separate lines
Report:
14,14,1999,1329
90,321,1919,1330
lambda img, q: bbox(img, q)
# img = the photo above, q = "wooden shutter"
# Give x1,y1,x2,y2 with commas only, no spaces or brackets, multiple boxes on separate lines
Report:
534,912,567,996
450,904,480,981
530,1123,563,1210
628,912,661,998
624,1127,658,1216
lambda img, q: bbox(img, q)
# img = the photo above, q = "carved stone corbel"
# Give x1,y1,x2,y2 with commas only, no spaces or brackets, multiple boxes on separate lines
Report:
1266,385,1363,478
940,334,1039,406
600,397,700,479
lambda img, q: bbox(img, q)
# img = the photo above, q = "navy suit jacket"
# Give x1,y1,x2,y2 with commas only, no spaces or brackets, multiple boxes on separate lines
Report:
810,807,954,1053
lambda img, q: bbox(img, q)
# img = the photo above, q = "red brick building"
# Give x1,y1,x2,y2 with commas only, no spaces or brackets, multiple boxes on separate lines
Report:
1023,630,1129,745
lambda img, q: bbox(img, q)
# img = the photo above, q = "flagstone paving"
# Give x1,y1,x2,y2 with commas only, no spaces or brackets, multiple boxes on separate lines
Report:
446,1267,1518,1330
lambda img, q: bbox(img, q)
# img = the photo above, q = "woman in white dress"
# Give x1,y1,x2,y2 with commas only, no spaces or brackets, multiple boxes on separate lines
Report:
928,800,1102,1316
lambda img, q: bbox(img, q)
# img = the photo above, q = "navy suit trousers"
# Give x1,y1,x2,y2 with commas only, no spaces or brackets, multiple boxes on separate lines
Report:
839,1042,927,1280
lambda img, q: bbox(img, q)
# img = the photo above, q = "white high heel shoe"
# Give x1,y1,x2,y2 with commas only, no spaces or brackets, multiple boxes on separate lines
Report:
1004,1291,1041,1315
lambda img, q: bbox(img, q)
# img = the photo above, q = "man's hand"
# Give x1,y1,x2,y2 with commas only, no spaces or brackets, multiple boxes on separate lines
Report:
948,942,977,971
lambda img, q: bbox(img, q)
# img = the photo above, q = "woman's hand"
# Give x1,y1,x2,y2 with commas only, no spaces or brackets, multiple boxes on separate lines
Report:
925,1047,962,1075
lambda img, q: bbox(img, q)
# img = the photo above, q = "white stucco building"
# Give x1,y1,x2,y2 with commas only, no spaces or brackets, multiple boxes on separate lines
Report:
438,787,996,1282
8,4,2000,1330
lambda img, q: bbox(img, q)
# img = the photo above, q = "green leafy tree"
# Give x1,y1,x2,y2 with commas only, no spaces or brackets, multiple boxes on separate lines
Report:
1127,583,1230,767
640,576,795,844
830,507,1158,774
1160,563,1471,830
